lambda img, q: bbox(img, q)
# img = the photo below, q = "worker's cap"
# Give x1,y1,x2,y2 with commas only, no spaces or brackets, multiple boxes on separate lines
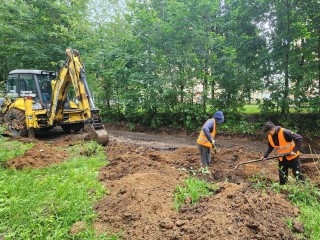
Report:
213,111,224,123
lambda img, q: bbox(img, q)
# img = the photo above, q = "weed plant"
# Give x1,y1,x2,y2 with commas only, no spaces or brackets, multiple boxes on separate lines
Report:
179,166,211,176
0,139,118,240
174,177,217,211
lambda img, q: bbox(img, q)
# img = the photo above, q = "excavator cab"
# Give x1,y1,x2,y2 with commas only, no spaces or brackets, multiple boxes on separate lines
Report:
6,70,55,109
7,71,37,99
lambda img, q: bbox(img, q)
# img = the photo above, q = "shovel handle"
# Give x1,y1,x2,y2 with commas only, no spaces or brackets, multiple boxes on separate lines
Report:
234,154,290,170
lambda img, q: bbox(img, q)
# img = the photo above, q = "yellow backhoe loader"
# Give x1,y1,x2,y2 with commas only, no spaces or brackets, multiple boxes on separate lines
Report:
0,48,109,145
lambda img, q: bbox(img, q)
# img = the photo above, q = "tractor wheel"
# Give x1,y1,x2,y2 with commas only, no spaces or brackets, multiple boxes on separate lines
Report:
0,113,4,124
4,108,28,137
61,123,84,134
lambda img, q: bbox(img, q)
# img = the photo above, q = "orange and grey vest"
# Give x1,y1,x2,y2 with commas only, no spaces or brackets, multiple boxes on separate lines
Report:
197,119,216,148
268,128,300,161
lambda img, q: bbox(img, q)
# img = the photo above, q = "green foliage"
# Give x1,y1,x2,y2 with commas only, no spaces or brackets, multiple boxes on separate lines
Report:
0,0,92,78
277,113,320,138
217,111,320,140
0,137,34,164
259,98,277,113
238,121,258,135
99,107,125,123
1,0,320,136
249,173,276,189
171,103,207,130
174,177,217,211
309,96,320,113
220,113,261,135
87,0,271,125
101,101,208,131
0,140,119,240
69,140,105,157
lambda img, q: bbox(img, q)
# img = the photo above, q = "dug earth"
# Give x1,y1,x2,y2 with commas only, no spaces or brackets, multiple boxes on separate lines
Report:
7,124,318,239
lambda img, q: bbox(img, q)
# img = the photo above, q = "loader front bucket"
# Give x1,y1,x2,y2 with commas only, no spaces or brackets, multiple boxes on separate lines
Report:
84,123,109,146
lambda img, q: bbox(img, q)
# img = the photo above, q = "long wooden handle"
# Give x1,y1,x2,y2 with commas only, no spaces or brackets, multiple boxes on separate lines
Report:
234,156,279,170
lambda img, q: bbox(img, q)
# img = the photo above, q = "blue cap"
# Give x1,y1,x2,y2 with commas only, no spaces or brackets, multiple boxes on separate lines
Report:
213,111,224,123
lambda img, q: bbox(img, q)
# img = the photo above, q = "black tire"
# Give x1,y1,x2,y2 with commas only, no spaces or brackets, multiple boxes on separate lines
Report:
4,108,28,137
0,113,4,124
61,122,84,133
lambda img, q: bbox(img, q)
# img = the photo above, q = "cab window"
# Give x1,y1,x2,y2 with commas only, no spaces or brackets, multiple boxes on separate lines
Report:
18,74,37,95
37,74,52,103
7,77,18,94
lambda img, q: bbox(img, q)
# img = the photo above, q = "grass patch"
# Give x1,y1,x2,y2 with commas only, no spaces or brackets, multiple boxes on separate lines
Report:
0,137,34,164
0,139,119,239
174,177,218,211
242,104,260,114
251,175,320,239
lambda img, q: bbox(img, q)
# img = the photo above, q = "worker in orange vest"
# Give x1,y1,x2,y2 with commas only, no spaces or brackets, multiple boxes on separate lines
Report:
197,111,224,167
261,121,304,185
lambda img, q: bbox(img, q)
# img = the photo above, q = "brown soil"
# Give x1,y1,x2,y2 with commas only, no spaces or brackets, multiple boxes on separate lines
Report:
5,140,68,169
5,124,320,239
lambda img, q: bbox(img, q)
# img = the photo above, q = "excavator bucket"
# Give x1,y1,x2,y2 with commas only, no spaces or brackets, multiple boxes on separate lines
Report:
84,123,109,146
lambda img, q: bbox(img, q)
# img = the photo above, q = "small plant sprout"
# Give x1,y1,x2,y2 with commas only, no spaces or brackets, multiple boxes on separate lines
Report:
198,167,210,175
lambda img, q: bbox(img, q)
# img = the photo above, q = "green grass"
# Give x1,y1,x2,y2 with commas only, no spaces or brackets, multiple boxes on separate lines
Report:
242,104,260,114
174,177,218,211
0,139,119,240
251,175,320,240
0,137,34,164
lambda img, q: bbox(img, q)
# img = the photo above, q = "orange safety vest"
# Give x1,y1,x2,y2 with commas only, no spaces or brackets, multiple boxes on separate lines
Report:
268,128,300,161
197,119,216,148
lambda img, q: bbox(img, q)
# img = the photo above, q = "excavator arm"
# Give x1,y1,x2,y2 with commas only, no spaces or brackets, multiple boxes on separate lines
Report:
49,48,90,123
49,48,109,145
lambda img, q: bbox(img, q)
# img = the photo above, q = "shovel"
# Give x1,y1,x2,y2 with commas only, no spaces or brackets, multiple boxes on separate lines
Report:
234,154,290,170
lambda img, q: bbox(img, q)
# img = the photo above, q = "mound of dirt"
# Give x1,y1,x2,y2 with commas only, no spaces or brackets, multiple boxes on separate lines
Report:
94,141,301,239
5,140,68,169
167,182,299,240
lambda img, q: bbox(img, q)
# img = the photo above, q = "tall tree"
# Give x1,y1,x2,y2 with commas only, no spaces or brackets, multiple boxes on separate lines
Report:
0,0,91,81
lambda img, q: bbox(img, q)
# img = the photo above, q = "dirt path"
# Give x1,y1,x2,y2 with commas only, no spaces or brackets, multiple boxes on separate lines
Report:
5,126,319,239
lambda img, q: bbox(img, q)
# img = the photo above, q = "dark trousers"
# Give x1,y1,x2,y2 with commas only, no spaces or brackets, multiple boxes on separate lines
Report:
278,155,304,185
198,144,211,167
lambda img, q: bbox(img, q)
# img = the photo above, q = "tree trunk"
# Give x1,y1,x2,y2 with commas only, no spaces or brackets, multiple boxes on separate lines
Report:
282,47,290,114
295,39,305,108
211,80,215,100
202,72,208,114
180,83,184,103
318,30,320,97
282,0,291,115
